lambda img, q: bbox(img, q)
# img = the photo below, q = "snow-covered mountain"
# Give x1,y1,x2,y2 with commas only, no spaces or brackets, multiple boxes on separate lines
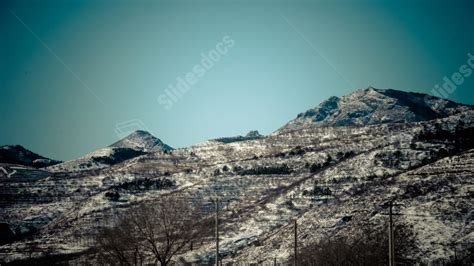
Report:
1,88,473,265
0,145,61,168
46,147,146,172
110,130,173,151
47,131,171,172
277,87,473,133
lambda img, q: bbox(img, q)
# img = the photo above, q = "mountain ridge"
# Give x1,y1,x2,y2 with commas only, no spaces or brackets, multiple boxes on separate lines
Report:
277,87,473,133
0,145,61,168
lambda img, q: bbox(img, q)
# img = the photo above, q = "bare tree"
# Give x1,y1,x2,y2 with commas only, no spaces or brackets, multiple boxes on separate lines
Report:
96,193,212,265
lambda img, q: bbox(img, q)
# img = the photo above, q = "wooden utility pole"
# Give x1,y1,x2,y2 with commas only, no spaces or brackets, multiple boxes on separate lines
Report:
294,219,298,266
215,198,219,266
388,201,395,266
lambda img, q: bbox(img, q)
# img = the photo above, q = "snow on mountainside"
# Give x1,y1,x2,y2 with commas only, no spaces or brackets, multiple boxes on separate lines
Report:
46,131,172,172
46,147,145,172
0,145,61,168
277,87,473,133
109,130,173,151
0,88,473,265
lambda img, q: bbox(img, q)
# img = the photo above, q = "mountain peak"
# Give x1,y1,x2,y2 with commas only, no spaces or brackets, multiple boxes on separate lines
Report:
278,87,472,133
130,130,152,135
110,130,173,151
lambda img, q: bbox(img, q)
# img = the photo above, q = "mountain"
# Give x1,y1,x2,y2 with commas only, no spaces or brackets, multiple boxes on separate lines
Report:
110,130,173,151
0,145,61,168
46,147,146,172
214,130,263,143
1,88,473,265
277,87,473,133
47,131,171,172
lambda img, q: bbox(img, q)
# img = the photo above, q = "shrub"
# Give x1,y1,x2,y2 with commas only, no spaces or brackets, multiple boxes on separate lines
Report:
238,164,292,176
233,165,243,172
309,163,322,173
289,146,305,156
104,191,120,201
115,178,175,192
303,182,332,197
325,155,333,166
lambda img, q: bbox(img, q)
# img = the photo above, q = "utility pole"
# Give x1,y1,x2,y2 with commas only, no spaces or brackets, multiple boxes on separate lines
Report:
294,219,298,266
215,198,219,266
388,201,395,266
454,247,457,263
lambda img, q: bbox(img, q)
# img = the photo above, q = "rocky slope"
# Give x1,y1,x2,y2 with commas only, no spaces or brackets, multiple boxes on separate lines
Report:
0,88,473,264
277,87,473,133
109,130,173,151
46,131,172,172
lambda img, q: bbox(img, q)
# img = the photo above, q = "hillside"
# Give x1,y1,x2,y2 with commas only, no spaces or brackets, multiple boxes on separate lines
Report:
46,131,172,172
0,145,61,168
277,87,473,133
0,88,473,264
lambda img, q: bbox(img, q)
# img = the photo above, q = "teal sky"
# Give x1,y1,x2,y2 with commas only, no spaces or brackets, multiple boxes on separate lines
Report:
1,0,473,160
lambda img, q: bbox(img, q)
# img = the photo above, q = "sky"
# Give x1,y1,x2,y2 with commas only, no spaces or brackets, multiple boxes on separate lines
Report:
1,0,473,160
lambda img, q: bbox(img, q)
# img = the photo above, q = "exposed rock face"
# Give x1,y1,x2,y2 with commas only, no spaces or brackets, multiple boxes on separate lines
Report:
245,130,262,138
0,88,472,265
277,87,473,133
214,130,263,143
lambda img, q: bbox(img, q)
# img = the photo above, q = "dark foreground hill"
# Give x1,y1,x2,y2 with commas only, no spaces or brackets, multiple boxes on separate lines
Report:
0,145,60,168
